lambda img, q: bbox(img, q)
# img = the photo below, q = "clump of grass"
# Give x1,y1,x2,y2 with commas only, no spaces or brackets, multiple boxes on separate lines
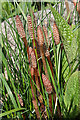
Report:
1,1,80,119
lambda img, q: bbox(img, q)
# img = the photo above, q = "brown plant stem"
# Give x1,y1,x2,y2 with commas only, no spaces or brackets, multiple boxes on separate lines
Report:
23,37,29,59
73,0,80,16
34,69,41,95
42,74,53,115
30,49,44,108
48,94,53,115
37,26,49,78
45,50,54,79
27,14,41,69
65,0,70,24
31,50,41,92
53,21,60,45
43,25,50,48
40,47,49,78
16,15,30,61
30,67,40,119
29,48,40,118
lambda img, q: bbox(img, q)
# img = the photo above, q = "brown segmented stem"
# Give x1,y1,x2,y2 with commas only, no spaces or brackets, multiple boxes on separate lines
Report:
76,2,80,16
77,2,80,16
73,0,80,16
27,14,39,54
16,15,26,38
27,15,36,41
57,101,61,117
30,67,35,99
29,47,33,56
17,94,25,119
37,26,44,46
32,100,40,119
42,74,52,94
16,15,29,60
31,50,37,68
73,0,76,6
27,14,41,73
49,94,53,115
42,74,53,115
30,61,44,119
30,50,43,104
34,69,40,93
53,21,60,45
33,39,41,58
65,0,70,24
43,26,50,48
37,26,49,78
40,47,49,78
45,50,54,79
45,49,56,109
41,109,47,119
27,14,41,60
30,67,40,119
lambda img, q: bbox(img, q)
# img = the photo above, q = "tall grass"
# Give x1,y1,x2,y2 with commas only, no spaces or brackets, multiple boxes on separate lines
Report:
0,1,80,119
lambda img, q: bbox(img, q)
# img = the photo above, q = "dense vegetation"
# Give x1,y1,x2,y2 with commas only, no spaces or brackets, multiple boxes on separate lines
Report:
0,1,80,119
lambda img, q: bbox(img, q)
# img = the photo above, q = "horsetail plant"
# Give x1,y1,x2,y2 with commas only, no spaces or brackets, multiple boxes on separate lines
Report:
1,1,80,119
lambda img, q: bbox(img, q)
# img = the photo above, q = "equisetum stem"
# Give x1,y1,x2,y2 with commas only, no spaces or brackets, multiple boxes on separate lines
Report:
23,37,30,60
65,0,70,24
30,67,40,119
45,50,54,79
48,94,53,116
40,46,49,78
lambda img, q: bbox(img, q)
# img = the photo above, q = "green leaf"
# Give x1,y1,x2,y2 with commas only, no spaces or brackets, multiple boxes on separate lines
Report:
50,5,77,64
62,50,70,82
2,53,21,108
15,2,27,21
0,74,18,108
64,71,80,112
0,108,26,118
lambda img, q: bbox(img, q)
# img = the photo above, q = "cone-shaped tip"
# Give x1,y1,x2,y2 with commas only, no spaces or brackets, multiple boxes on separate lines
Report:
31,50,37,68
42,74,52,94
16,15,26,38
53,22,60,45
37,26,44,46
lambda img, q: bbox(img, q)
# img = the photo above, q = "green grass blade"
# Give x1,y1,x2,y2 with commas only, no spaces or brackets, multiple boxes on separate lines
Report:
0,108,26,118
0,74,18,108
2,53,21,108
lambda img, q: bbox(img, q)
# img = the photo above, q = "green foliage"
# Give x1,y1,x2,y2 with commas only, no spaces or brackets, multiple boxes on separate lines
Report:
50,5,77,65
1,1,80,119
64,71,80,114
0,108,26,118
2,2,15,21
